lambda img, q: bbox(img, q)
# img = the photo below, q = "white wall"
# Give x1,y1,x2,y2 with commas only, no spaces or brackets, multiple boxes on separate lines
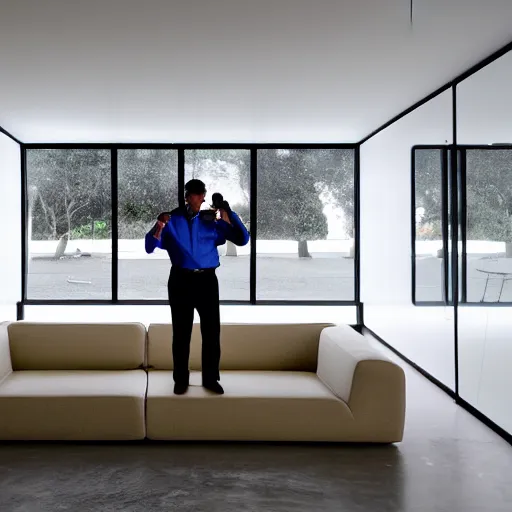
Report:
457,49,512,434
23,305,357,326
0,132,21,321
360,90,455,388
458,51,512,144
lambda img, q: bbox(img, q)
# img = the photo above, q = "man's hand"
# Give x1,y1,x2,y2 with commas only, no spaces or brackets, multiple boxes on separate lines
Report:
154,212,171,239
157,212,171,224
219,209,231,224
217,199,231,224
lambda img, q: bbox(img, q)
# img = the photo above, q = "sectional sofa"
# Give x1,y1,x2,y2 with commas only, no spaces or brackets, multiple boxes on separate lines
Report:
0,321,405,442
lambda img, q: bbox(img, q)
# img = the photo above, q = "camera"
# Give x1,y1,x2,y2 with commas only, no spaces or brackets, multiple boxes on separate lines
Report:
198,193,230,222
199,210,217,222
211,192,231,213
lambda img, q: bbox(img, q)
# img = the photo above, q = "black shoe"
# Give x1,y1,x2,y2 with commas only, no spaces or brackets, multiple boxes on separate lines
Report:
174,382,189,395
203,381,224,394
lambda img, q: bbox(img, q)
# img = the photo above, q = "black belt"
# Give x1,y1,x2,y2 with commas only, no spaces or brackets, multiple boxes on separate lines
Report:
172,266,216,274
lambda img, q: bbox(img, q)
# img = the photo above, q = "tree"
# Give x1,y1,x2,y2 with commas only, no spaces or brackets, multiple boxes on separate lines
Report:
26,147,355,261
414,149,512,255
186,149,250,256
466,150,512,248
185,149,250,205
257,149,328,257
28,149,110,255
303,149,355,238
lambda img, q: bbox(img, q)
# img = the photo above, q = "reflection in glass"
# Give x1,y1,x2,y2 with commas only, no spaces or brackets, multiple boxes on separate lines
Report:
414,149,444,302
466,150,512,302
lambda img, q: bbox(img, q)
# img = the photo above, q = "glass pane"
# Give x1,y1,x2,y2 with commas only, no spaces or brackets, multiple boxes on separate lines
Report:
257,149,354,300
118,149,178,299
27,149,111,299
185,149,250,300
466,149,512,303
414,149,444,302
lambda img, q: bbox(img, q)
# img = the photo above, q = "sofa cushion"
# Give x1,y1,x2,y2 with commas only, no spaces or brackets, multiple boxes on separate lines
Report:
0,370,146,440
146,370,355,441
147,323,332,371
8,322,146,370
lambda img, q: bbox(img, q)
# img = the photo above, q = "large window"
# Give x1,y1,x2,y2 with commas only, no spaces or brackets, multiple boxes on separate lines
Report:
23,146,356,305
257,149,355,300
27,149,111,299
185,149,250,301
118,150,178,299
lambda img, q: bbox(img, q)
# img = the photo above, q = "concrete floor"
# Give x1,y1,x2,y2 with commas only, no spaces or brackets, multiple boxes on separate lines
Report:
1,339,511,512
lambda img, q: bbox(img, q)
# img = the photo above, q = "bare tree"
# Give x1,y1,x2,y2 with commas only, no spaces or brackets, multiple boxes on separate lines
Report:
28,149,110,256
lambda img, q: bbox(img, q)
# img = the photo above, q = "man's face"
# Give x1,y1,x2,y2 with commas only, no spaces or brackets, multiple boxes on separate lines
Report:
187,192,205,213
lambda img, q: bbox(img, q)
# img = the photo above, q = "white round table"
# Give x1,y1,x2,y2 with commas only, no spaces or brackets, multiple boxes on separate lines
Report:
475,258,512,302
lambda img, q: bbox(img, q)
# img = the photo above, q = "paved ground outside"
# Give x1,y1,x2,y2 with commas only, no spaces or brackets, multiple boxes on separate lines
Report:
415,254,512,302
27,254,355,301
27,248,512,303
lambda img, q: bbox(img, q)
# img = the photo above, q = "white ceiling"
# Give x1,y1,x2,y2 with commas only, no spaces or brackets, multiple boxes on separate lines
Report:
1,0,512,143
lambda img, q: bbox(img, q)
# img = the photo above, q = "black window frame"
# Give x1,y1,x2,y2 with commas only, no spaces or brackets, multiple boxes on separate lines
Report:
458,145,512,306
411,145,451,306
412,144,512,307
19,143,360,313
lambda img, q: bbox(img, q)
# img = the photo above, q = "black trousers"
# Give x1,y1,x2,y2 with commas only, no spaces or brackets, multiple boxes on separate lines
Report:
168,267,221,385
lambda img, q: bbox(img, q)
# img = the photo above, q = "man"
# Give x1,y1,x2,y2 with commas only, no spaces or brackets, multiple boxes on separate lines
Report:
145,179,250,395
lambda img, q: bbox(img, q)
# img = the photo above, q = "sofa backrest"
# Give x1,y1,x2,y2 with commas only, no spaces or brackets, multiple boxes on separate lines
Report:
0,322,13,384
147,323,333,371
8,322,146,370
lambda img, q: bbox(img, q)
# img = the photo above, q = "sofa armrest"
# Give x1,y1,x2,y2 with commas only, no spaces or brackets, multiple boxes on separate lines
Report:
317,325,406,442
0,322,13,385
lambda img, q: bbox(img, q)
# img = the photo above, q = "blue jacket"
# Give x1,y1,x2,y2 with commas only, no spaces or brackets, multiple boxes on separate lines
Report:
145,207,250,269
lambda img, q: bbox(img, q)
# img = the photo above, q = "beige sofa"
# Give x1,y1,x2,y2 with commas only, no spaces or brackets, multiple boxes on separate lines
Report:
146,323,406,442
0,321,406,443
0,321,147,440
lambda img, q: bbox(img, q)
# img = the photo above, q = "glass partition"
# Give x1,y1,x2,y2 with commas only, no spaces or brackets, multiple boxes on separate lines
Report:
361,90,455,388
457,49,512,435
